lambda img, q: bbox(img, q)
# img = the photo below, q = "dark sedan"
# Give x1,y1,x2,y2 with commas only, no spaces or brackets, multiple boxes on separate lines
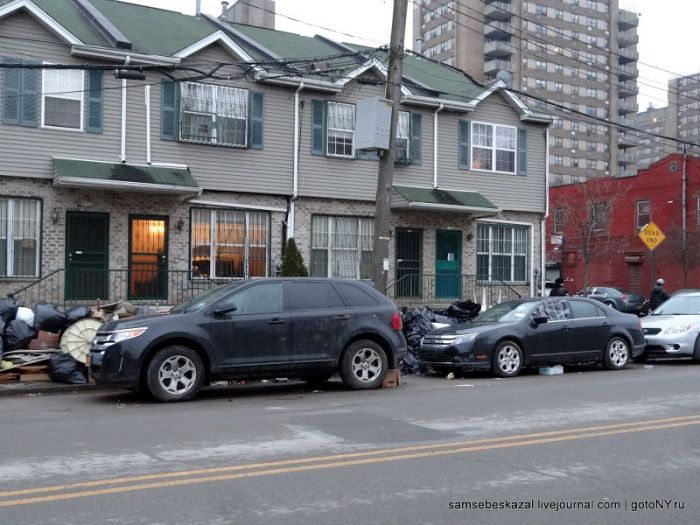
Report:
579,286,647,315
418,297,645,377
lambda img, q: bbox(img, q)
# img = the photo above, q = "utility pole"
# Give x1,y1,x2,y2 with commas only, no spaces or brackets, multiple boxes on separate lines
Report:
372,0,408,292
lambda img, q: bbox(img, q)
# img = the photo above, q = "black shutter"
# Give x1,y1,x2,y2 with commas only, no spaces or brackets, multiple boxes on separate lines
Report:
458,119,470,169
2,57,20,125
161,80,179,140
311,99,326,155
517,127,528,175
86,70,103,133
410,112,422,165
248,90,264,149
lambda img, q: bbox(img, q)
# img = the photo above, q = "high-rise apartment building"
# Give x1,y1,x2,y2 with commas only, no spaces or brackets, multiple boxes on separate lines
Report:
668,73,700,157
223,0,275,29
633,103,673,169
412,0,640,184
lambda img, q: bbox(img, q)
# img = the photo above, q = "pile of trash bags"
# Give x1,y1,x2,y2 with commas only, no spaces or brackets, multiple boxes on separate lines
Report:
0,297,92,355
401,300,481,375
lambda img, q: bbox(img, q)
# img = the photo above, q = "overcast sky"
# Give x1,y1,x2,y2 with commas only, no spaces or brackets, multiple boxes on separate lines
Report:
122,0,700,109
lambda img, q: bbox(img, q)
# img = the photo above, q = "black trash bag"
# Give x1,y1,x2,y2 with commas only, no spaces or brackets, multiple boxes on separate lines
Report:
48,353,88,384
446,300,482,322
4,319,38,351
401,353,421,375
0,320,5,357
402,308,436,354
34,303,68,333
65,306,92,324
0,297,21,323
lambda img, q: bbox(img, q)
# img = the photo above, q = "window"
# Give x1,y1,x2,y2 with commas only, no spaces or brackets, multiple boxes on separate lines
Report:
535,4,547,15
554,63,563,74
471,122,517,173
310,216,373,279
287,281,343,310
180,82,248,146
554,136,563,147
554,82,563,92
587,141,596,152
586,159,596,170
553,208,565,234
477,223,529,283
555,9,564,19
571,67,579,78
571,138,579,150
190,208,269,279
535,60,547,71
0,198,40,277
571,85,579,96
228,283,283,315
535,78,546,89
586,87,597,98
327,102,355,157
636,200,650,230
395,111,410,161
592,204,607,231
569,300,602,318
336,282,379,306
554,155,563,165
572,156,579,168
42,66,84,130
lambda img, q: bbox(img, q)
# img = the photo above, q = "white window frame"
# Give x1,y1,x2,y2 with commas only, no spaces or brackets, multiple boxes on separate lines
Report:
470,121,517,174
180,81,248,147
0,198,41,278
636,200,651,231
41,63,84,132
190,208,269,280
326,101,355,158
310,215,374,279
476,222,530,284
396,110,411,161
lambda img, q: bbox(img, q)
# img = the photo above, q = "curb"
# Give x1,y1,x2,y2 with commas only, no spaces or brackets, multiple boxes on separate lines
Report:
0,383,113,398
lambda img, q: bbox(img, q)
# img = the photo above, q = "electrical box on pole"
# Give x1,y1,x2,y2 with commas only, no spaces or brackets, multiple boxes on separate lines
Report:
356,97,392,151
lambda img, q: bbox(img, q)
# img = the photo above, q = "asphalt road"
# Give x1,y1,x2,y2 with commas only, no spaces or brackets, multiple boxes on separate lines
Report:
1,360,699,524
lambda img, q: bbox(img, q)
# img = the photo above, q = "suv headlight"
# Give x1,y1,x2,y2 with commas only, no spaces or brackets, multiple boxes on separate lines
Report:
454,333,478,345
663,323,692,335
103,327,148,347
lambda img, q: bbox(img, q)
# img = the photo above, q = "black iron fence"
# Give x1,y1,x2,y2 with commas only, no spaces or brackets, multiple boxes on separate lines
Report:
386,274,524,308
9,269,220,309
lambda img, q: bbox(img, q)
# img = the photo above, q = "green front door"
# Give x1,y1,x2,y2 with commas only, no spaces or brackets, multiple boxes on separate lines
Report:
435,230,461,299
65,212,109,301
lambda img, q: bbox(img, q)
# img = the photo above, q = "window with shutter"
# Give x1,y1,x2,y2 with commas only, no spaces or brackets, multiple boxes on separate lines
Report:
42,65,84,130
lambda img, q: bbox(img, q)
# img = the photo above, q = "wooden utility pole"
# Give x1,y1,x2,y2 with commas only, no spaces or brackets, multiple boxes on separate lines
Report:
372,0,408,292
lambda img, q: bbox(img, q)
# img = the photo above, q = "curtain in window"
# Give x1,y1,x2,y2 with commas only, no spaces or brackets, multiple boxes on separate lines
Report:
190,209,268,279
181,82,247,146
0,199,39,277
310,215,329,277
395,111,410,160
311,216,374,279
327,102,355,157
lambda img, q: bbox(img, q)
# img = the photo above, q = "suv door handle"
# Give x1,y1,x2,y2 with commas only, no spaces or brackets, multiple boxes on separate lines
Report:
601,322,610,327
335,315,350,321
561,326,571,332
268,318,285,325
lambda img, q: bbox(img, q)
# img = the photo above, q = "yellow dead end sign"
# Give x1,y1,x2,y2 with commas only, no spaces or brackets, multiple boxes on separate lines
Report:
639,222,666,251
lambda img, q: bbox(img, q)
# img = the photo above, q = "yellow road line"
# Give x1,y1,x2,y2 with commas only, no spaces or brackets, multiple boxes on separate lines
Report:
1,414,699,499
0,416,699,508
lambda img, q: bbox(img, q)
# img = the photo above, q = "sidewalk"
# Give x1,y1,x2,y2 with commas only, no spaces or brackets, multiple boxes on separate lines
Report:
0,380,106,398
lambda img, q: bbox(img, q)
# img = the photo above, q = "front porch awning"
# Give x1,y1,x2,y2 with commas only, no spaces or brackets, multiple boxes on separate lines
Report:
392,185,500,217
52,158,200,196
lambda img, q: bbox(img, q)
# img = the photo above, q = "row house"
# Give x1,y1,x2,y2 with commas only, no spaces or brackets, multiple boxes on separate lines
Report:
547,154,700,294
0,0,551,307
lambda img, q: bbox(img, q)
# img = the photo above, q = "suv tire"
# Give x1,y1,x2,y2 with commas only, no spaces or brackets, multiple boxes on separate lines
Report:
146,346,204,402
339,340,387,390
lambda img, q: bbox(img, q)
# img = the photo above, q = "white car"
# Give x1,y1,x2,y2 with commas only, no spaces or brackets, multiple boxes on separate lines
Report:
640,292,700,361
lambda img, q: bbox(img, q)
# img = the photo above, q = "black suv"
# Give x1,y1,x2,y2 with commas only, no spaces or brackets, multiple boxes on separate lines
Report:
89,278,406,401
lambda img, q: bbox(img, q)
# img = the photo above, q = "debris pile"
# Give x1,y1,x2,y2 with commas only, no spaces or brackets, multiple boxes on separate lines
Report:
400,300,481,375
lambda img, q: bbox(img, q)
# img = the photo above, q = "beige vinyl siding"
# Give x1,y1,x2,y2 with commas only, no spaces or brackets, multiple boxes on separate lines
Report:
438,93,547,213
0,11,123,179
298,76,435,200
150,44,294,195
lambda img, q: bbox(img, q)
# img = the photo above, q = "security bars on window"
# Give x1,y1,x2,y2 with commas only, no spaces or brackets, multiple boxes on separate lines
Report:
310,216,374,279
476,223,529,283
190,209,268,279
0,198,40,278
180,82,248,147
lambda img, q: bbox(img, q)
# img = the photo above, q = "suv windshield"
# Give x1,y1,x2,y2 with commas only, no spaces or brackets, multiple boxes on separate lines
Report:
652,296,700,316
171,281,247,314
473,302,535,323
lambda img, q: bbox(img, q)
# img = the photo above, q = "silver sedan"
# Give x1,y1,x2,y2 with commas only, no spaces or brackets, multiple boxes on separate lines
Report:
640,292,700,361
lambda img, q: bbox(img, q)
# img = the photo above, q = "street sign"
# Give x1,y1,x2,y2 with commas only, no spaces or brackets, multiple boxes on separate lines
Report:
550,234,563,245
638,222,666,251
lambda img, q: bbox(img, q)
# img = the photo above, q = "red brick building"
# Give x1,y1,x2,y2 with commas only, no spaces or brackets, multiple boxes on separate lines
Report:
546,154,700,296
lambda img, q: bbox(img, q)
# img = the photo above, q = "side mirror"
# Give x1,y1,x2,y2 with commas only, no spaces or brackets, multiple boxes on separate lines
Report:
213,303,237,317
532,316,548,325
